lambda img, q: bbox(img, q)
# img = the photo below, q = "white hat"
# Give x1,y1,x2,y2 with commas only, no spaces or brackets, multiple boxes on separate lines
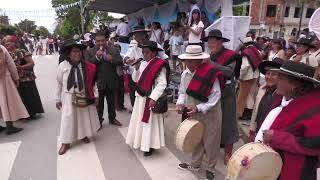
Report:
309,8,320,40
243,37,254,44
129,40,138,47
83,33,92,41
178,45,210,60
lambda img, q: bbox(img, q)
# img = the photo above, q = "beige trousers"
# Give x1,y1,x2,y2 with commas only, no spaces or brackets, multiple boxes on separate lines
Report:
190,101,222,172
236,78,257,117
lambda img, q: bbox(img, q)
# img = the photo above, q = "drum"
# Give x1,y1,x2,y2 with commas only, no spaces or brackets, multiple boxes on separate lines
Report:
227,142,282,180
175,119,204,153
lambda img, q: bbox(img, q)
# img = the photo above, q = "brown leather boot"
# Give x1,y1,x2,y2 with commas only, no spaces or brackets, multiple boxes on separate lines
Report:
58,144,70,155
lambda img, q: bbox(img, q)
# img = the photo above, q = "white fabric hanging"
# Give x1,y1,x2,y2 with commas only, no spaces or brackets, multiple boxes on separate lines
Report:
255,97,293,142
309,8,320,40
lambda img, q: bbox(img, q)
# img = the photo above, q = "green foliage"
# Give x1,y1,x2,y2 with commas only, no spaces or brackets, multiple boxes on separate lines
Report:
32,26,51,37
15,19,37,34
0,24,21,36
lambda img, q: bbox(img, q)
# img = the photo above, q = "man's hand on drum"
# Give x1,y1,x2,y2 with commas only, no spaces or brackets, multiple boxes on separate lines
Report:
187,105,198,118
262,130,274,144
175,104,185,114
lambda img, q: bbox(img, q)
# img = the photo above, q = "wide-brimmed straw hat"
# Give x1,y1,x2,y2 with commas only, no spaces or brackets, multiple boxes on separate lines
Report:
60,39,87,54
201,29,230,42
270,60,320,84
178,45,210,60
258,58,284,75
138,40,163,52
292,37,316,48
129,25,150,36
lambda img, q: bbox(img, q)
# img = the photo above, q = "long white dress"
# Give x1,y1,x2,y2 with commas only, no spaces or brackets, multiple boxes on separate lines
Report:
55,61,100,144
125,60,167,152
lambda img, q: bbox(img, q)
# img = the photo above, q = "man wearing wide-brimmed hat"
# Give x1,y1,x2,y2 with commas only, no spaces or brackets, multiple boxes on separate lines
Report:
202,29,241,165
237,36,262,121
125,40,170,157
290,37,318,67
176,45,224,180
253,60,320,179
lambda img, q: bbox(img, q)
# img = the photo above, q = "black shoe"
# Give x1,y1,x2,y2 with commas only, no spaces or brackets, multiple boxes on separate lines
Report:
6,126,23,135
143,148,155,156
109,119,122,126
0,125,6,133
178,163,200,171
99,117,105,125
206,170,215,180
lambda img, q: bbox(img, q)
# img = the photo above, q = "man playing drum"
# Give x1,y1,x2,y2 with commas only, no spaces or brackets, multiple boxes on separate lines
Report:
176,45,224,180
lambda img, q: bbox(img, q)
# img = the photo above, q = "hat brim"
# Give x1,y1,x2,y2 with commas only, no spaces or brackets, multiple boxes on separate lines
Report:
61,44,87,54
138,44,164,52
129,29,150,37
269,68,320,84
178,52,210,60
292,41,316,48
258,61,282,75
201,36,230,42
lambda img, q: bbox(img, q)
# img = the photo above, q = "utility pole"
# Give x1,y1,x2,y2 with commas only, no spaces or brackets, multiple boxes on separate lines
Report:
297,1,305,40
80,0,85,34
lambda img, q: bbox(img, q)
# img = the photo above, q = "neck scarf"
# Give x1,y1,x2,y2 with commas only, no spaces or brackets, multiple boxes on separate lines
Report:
67,61,84,91
255,97,293,142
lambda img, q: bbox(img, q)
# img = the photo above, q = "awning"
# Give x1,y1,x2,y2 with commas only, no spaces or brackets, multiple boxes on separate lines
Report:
85,0,171,14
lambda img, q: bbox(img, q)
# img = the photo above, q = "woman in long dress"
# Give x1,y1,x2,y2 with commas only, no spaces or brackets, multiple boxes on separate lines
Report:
0,40,29,135
55,40,100,155
126,40,170,156
15,49,44,119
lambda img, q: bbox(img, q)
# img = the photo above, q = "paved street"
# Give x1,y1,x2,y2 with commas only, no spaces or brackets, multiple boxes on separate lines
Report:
0,53,244,180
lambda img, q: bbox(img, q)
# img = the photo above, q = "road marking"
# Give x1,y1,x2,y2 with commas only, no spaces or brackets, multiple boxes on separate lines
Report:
57,139,106,180
0,141,21,180
119,127,198,180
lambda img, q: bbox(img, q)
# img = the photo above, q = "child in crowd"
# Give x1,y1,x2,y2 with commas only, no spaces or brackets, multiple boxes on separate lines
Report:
169,30,184,73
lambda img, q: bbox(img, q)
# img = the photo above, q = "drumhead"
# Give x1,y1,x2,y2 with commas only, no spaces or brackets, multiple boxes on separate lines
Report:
175,119,204,153
227,142,282,180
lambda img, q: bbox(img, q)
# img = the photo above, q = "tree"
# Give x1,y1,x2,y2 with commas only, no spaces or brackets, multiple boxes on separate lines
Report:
0,24,21,36
32,26,51,37
15,19,37,34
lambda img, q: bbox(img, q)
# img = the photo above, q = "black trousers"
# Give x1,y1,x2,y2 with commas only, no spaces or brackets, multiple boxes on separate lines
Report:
98,87,116,120
115,75,125,108
128,74,136,107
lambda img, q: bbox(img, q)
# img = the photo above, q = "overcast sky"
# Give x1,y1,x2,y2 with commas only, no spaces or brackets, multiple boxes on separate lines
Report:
0,0,124,33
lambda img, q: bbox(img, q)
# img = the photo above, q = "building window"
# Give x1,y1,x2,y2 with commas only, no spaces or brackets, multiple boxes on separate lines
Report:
266,5,277,17
284,7,290,17
294,7,301,18
306,8,315,18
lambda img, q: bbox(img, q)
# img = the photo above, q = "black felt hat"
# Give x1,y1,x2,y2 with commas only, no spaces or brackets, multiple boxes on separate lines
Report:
129,25,150,36
60,39,87,54
138,40,164,52
201,29,230,42
292,37,316,48
258,58,284,75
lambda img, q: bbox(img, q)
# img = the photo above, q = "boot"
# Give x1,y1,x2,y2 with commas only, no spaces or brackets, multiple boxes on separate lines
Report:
0,125,6,132
5,121,23,135
144,148,155,157
58,143,70,155
109,119,122,126
82,137,90,144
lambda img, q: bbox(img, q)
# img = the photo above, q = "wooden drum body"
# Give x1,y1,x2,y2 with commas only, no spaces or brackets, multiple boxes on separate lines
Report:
175,119,204,153
227,142,282,180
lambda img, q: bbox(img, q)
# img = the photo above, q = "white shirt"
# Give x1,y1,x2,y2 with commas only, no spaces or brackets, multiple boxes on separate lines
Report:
124,45,143,74
255,97,293,142
239,56,260,80
169,35,184,56
116,22,131,37
176,68,221,114
188,21,204,44
150,29,162,44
